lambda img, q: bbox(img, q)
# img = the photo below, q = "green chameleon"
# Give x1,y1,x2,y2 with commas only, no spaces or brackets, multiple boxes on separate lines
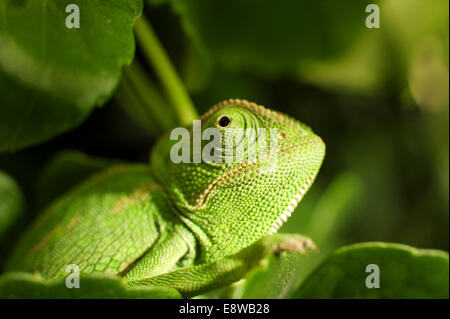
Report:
7,99,325,297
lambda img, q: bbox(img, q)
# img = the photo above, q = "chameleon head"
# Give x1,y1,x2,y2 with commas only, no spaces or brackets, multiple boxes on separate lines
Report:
151,99,325,261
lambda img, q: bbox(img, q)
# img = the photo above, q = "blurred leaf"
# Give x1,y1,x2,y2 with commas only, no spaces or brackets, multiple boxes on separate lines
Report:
297,29,388,95
0,272,181,298
382,0,449,111
34,150,124,210
0,170,24,239
181,42,212,94
425,110,449,210
234,252,302,299
407,39,449,112
0,0,143,152
300,0,449,99
301,173,362,246
294,242,449,298
115,60,178,136
150,0,369,75
382,0,449,66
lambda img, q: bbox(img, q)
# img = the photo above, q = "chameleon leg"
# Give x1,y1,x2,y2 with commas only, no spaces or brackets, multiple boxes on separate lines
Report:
123,230,191,281
127,234,315,297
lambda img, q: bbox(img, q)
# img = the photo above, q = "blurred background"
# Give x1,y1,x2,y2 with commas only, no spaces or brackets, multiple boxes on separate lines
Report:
0,0,448,281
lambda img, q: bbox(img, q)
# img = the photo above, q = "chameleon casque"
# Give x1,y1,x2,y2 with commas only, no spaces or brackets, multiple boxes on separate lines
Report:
7,99,325,297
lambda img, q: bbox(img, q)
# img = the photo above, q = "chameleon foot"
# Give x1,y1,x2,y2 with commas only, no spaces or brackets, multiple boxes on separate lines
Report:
257,233,317,256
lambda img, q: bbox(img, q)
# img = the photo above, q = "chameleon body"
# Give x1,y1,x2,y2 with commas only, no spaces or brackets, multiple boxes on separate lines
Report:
7,99,325,296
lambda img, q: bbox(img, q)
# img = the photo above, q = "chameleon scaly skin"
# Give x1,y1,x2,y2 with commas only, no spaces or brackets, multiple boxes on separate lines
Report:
8,99,325,296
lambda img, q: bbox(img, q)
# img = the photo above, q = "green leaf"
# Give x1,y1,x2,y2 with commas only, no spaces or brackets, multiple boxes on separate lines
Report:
0,272,181,299
294,242,449,298
0,0,143,152
0,170,24,239
150,0,370,75
34,150,124,210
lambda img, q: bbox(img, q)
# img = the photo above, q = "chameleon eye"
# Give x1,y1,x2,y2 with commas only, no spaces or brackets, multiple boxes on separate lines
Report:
218,116,231,127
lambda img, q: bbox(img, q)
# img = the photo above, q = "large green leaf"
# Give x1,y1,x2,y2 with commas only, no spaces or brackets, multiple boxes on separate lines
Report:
0,271,181,298
0,170,24,239
0,0,143,152
294,242,449,298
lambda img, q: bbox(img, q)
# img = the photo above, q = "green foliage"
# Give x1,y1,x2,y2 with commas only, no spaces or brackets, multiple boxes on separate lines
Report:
0,170,24,238
1,242,448,299
148,0,369,74
196,242,450,299
0,0,143,152
294,242,449,298
116,61,178,136
152,0,448,98
235,252,302,299
0,272,181,299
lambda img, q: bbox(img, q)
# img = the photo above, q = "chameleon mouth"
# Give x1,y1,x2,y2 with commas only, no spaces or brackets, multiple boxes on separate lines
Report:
267,171,318,235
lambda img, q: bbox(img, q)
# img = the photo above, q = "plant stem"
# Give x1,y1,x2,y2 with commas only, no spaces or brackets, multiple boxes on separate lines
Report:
134,15,198,125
